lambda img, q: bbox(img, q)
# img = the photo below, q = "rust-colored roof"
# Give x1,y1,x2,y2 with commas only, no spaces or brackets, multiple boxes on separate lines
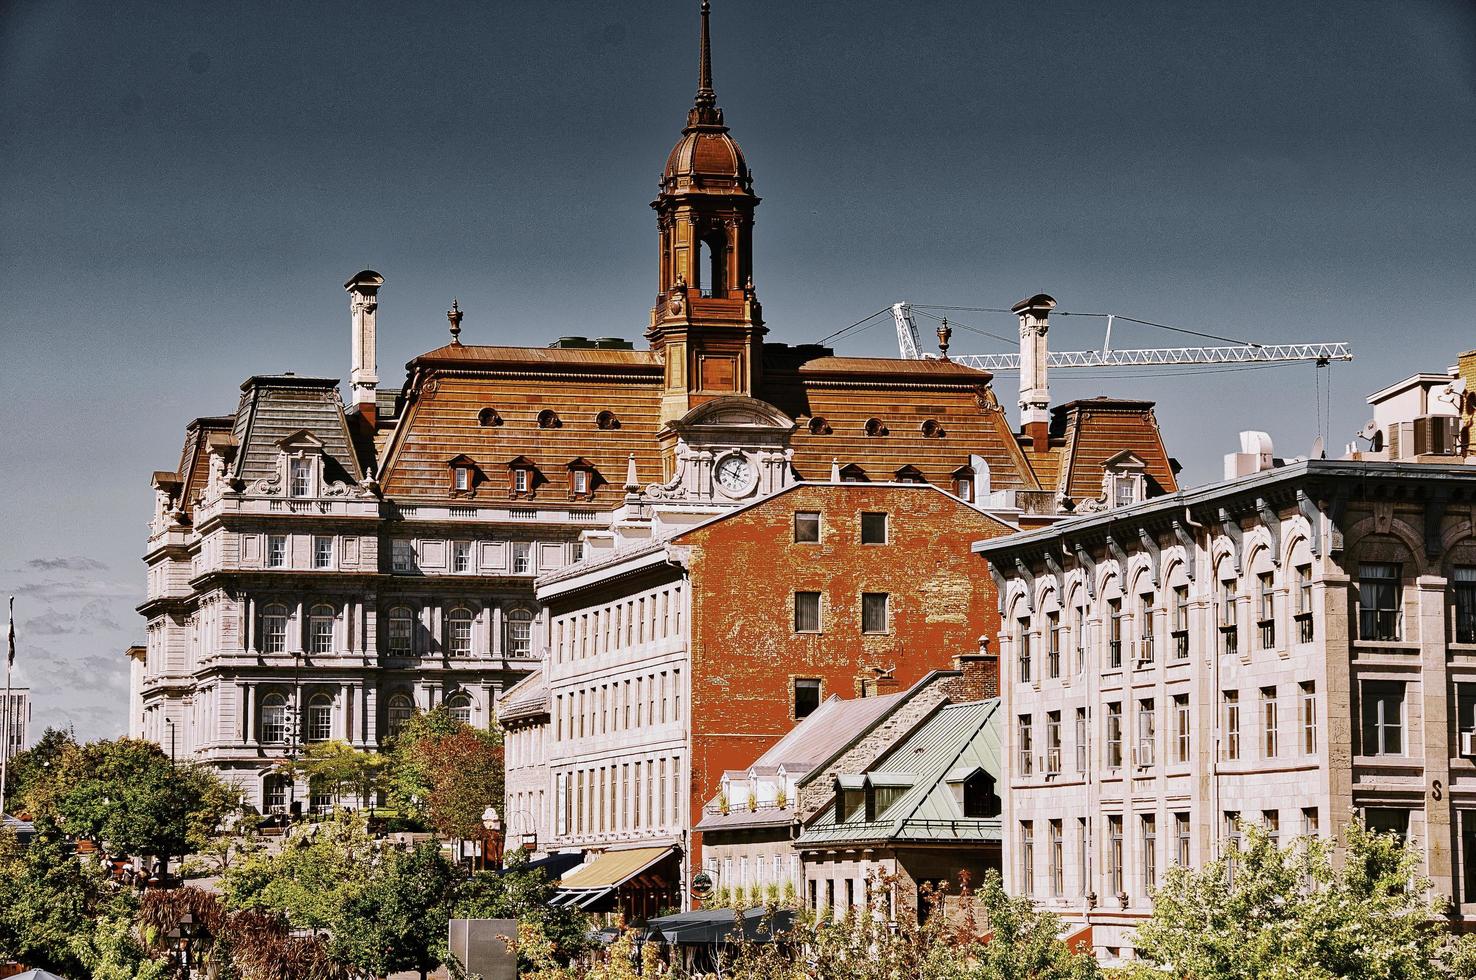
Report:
174,416,234,515
794,356,992,378
1052,398,1177,503
410,344,660,370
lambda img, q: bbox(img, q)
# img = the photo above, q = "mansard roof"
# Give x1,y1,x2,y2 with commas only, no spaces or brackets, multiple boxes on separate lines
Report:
1050,397,1177,504
229,375,362,487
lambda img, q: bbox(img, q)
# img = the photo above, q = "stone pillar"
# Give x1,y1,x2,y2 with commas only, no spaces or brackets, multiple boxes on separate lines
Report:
292,599,305,654
1417,573,1453,898
245,596,256,654
243,682,257,745
1321,569,1354,863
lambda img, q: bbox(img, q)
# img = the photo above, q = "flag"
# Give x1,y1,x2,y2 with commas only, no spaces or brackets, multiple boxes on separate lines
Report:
6,597,13,668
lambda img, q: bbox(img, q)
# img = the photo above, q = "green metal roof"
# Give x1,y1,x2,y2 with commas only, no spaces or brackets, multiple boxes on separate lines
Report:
798,698,1002,847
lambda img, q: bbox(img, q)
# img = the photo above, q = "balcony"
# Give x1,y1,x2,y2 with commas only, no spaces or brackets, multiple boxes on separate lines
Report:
1172,630,1189,660
1295,612,1314,644
1220,625,1239,658
1259,619,1276,650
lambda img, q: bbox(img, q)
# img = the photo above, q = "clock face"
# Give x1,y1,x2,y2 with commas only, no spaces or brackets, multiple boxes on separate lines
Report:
715,453,755,495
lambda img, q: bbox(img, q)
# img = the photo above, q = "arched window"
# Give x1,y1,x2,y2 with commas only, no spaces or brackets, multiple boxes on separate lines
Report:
263,773,289,814
387,606,414,656
445,692,473,726
807,416,832,435
306,694,333,742
262,604,289,654
537,409,561,429
506,608,533,658
477,407,502,427
448,607,474,657
864,417,887,437
261,692,288,744
309,604,335,655
387,693,414,736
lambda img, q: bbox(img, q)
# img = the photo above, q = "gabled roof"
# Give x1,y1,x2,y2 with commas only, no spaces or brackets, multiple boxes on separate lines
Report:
797,698,1002,846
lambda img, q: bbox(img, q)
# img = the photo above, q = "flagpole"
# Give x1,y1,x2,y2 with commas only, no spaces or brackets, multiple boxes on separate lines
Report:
1,597,14,819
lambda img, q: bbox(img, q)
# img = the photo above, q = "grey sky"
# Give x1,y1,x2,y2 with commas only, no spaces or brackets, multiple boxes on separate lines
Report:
3,1,1473,740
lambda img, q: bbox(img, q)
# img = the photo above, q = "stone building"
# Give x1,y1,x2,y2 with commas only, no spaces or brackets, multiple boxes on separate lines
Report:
977,431,1476,957
131,1,1176,816
1,687,28,764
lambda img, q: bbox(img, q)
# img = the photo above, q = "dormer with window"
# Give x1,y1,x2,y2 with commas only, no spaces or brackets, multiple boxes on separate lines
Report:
507,456,540,498
566,458,598,501
952,464,975,502
595,410,620,430
838,463,869,483
946,765,1001,818
894,464,925,485
864,417,888,437
275,429,328,498
447,454,479,498
835,774,866,823
1100,450,1150,508
807,416,832,435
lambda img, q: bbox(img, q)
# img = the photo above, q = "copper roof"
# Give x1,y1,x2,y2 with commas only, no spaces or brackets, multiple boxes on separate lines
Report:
410,344,660,370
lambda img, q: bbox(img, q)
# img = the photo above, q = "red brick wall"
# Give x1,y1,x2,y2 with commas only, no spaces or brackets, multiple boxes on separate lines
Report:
677,484,1009,857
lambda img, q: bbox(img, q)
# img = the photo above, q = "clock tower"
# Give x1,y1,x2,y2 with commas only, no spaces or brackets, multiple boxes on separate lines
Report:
648,0,765,425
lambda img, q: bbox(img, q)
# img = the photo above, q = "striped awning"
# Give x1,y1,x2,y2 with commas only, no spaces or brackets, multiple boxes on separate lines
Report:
557,845,673,893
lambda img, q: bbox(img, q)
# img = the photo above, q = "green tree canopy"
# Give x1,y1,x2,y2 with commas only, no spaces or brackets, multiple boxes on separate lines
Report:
1129,820,1476,980
330,841,454,980
290,739,388,810
386,705,503,838
453,848,594,968
219,810,377,931
1,725,76,808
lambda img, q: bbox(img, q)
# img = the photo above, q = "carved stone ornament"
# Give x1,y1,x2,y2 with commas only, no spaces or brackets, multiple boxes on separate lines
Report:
645,439,692,500
668,275,688,316
322,480,370,498
250,471,283,496
976,386,1002,413
1075,494,1109,514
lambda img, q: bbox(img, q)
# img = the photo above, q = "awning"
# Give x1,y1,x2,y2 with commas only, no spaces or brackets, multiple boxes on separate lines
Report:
554,845,674,897
641,907,796,945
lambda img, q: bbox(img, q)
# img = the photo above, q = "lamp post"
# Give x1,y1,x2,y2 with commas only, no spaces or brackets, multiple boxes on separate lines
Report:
480,806,504,871
165,717,176,767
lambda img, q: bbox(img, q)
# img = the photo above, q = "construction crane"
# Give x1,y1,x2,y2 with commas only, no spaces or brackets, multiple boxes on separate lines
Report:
891,302,1353,371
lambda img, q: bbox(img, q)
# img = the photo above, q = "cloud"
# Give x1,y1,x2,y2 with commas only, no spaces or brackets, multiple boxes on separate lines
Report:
23,557,109,572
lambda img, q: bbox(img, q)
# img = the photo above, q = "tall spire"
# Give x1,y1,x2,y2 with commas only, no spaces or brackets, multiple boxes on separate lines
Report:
687,0,723,128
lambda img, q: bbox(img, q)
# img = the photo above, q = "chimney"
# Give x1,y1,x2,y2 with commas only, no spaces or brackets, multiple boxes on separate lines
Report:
1012,293,1056,450
345,270,385,425
950,636,998,702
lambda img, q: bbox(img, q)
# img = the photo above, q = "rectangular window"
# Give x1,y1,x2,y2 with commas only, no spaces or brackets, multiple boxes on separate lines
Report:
794,511,821,543
312,536,333,569
1364,807,1410,842
1302,806,1320,838
572,469,588,494
1172,585,1190,659
860,512,888,544
1137,699,1156,768
1018,714,1034,776
1224,691,1241,760
1141,814,1157,894
1262,809,1280,849
452,540,471,572
861,592,889,634
1109,599,1123,669
1017,617,1032,684
1046,711,1061,774
1075,707,1089,773
1463,813,1476,904
794,678,821,719
1361,680,1405,755
1020,821,1035,896
1108,816,1124,896
290,459,311,497
392,539,412,572
1174,693,1190,764
1261,686,1278,758
513,542,532,574
1175,812,1191,866
1140,596,1156,665
513,468,529,494
1296,564,1315,642
1048,612,1061,679
1107,701,1123,768
267,535,287,569
1300,681,1317,755
1258,573,1276,649
1219,577,1239,656
1457,568,1476,644
1074,603,1087,675
1358,563,1402,641
1077,818,1090,897
1225,811,1242,883
794,592,821,633
1049,819,1064,896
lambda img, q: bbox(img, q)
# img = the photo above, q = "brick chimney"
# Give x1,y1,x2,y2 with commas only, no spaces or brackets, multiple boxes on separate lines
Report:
1013,293,1056,451
345,270,384,426
856,664,899,698
950,636,998,702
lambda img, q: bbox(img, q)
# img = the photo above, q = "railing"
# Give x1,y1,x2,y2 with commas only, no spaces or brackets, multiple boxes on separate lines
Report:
1108,640,1123,669
1358,609,1401,642
1295,612,1314,644
1047,647,1061,679
1172,630,1189,660
1259,619,1276,650
1220,625,1239,657
1138,635,1155,665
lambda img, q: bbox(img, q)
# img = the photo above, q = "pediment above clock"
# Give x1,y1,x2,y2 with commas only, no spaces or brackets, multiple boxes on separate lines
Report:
669,395,795,433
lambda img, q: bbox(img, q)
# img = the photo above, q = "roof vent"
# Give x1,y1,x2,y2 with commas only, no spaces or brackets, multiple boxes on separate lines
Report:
1224,430,1274,480
549,336,594,349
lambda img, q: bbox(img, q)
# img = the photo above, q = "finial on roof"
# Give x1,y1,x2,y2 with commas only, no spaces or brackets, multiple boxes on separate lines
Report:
830,458,840,482
447,300,463,346
937,317,951,360
687,0,723,127
624,453,639,492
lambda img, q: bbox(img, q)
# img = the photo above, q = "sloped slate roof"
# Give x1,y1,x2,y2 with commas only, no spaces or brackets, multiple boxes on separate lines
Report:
498,668,549,722
1052,398,1177,503
798,698,1002,846
230,375,362,486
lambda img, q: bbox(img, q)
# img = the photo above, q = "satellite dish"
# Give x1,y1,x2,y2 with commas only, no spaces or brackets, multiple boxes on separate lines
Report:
1357,419,1379,443
1310,436,1325,460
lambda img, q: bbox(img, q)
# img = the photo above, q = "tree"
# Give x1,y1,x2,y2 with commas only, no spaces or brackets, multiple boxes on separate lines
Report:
1129,820,1475,980
386,705,504,840
23,737,236,860
453,848,594,968
219,811,376,931
1,724,76,807
291,740,388,810
330,841,454,980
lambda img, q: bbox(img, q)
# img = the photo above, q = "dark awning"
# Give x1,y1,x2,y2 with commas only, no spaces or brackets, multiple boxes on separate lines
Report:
641,907,795,945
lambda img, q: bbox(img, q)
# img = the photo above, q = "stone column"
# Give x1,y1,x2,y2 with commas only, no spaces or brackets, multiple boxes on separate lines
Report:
1321,569,1354,864
243,682,257,745
1417,573,1453,898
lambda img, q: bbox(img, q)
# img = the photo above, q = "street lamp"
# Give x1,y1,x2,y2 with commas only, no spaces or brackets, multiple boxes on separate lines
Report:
164,717,176,767
480,806,503,871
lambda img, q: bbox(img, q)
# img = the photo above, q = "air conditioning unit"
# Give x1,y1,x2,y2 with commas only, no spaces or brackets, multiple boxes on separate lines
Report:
1387,421,1414,460
1415,414,1459,456
1461,731,1476,757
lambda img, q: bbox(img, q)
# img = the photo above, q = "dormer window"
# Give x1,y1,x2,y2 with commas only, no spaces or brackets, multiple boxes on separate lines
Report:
290,459,312,497
864,417,887,437
537,409,562,429
838,463,869,483
808,416,832,435
952,464,976,502
566,458,597,500
596,410,620,430
477,407,502,427
447,454,479,497
920,418,944,438
506,456,539,498
894,465,925,484
1100,450,1149,508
